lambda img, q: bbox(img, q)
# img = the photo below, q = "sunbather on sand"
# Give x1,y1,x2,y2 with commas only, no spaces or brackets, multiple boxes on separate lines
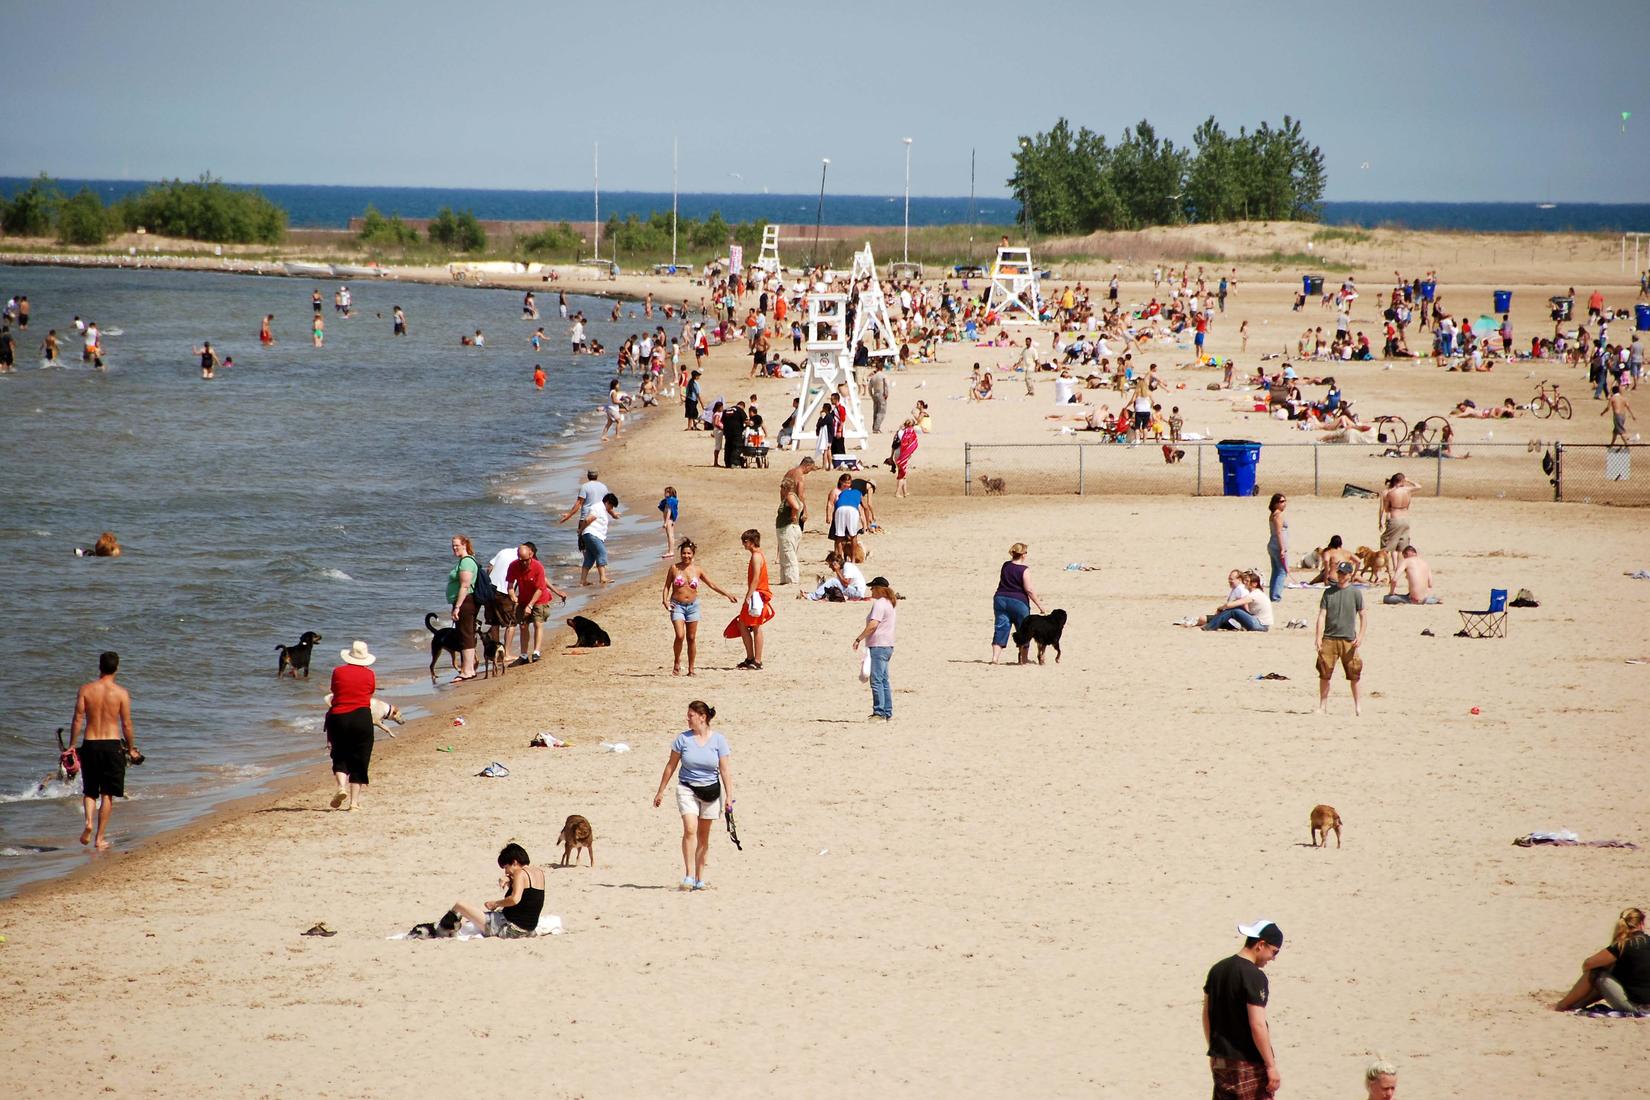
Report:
1452,398,1520,418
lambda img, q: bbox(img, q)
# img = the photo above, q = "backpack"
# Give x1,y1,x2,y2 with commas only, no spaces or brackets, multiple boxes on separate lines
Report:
468,556,499,609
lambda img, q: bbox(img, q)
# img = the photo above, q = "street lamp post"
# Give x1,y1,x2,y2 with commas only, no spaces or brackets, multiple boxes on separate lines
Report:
902,137,913,265
812,157,830,271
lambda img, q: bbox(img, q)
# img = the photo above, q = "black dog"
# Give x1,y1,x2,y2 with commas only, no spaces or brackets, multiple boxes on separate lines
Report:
407,909,463,939
1013,608,1067,665
276,631,324,678
425,612,505,681
566,615,611,649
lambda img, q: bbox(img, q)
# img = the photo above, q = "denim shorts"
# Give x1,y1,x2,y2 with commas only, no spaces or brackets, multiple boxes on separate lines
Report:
669,599,701,623
581,534,607,568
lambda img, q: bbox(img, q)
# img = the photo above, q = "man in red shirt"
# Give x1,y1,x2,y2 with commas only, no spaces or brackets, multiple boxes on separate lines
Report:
506,541,565,665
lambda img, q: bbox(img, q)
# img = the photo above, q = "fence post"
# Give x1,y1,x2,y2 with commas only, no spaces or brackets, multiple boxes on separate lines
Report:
964,443,971,496
1553,442,1563,502
1196,444,1203,496
1078,445,1085,496
1435,447,1443,496
1313,444,1320,496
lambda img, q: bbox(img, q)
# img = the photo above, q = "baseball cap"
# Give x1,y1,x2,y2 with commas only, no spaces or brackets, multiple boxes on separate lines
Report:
587,468,599,479
868,576,891,589
1238,920,1284,948
1336,561,1355,574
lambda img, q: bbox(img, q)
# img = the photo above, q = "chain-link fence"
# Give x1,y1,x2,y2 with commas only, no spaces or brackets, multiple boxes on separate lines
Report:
962,441,1650,505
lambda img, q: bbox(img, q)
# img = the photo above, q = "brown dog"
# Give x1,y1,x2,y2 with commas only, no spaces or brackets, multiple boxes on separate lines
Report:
1352,546,1386,584
558,814,595,867
1310,804,1343,848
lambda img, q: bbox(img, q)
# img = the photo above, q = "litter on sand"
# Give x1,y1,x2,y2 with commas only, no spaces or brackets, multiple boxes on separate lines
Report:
451,717,467,727
476,762,510,778
1625,570,1650,580
600,742,631,753
1254,672,1290,681
530,733,569,748
1421,628,1436,636
301,923,337,937
1064,562,1102,571
1513,830,1638,849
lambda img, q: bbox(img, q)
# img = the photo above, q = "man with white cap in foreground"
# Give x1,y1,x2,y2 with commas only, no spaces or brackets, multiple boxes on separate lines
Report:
1203,920,1284,1099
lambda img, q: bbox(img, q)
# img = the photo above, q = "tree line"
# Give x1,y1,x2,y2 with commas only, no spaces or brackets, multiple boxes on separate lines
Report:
0,174,287,245
1009,116,1326,234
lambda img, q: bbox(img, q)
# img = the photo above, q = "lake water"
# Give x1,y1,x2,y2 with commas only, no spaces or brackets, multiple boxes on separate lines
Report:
0,265,666,897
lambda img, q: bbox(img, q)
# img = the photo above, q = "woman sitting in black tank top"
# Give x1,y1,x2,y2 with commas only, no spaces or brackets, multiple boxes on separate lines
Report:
450,843,545,938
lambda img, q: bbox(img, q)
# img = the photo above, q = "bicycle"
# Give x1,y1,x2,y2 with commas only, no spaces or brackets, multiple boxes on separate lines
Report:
1530,380,1572,420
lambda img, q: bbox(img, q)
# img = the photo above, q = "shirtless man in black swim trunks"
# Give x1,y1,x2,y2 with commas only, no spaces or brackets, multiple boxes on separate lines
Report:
67,652,140,850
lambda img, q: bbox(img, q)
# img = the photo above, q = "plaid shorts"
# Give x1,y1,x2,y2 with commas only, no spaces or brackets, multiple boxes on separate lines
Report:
1210,1058,1273,1100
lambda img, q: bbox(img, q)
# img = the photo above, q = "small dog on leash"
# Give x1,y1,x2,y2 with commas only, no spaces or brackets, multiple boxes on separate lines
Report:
1310,804,1343,848
558,814,595,867
276,631,324,678
978,475,1007,496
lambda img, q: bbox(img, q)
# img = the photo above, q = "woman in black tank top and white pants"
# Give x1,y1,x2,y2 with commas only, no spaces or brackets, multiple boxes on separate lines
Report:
451,843,545,938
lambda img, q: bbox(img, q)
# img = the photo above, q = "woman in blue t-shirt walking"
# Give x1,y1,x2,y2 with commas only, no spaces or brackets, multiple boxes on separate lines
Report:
652,700,735,891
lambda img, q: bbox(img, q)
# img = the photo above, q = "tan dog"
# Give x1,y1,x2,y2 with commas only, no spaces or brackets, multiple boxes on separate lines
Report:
978,475,1006,495
1310,804,1343,848
1352,546,1386,584
558,814,595,867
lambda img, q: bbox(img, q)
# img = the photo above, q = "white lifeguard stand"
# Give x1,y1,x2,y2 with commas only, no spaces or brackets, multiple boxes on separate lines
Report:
789,293,868,453
986,245,1041,323
756,224,781,275
847,243,897,358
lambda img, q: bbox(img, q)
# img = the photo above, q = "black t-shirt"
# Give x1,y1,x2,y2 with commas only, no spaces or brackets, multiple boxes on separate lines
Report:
1204,954,1269,1062
1608,933,1650,1004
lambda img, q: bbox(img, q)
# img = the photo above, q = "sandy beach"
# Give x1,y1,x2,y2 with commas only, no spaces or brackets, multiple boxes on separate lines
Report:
2,237,1647,1099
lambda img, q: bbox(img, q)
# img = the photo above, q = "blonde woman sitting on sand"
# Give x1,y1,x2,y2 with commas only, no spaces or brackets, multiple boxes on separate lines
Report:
1553,906,1650,1015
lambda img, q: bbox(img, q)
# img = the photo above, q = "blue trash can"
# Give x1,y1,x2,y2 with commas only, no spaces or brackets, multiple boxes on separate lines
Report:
1303,275,1324,296
1216,440,1261,497
1637,303,1650,332
1493,289,1512,313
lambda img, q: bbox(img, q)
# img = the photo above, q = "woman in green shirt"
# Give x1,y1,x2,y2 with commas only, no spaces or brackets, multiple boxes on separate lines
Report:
446,534,479,681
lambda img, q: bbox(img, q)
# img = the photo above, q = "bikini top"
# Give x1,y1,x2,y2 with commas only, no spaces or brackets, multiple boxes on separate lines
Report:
672,572,699,590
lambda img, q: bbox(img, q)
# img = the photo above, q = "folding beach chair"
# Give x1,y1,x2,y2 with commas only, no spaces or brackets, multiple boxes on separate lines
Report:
1457,589,1508,638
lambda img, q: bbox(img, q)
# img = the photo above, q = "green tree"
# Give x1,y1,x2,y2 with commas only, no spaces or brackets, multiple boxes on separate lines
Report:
1184,117,1242,223
426,206,486,251
2,174,61,237
517,221,582,258
57,187,113,245
1111,120,1188,228
111,174,285,243
358,204,420,247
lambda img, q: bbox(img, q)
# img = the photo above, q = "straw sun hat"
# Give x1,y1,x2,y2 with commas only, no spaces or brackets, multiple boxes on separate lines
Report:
340,640,377,666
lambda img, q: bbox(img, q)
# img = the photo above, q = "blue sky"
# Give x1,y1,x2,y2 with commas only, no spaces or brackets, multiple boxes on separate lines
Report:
2,0,1645,202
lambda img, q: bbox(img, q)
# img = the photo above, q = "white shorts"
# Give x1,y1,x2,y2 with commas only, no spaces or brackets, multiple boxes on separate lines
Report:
676,782,720,819
831,506,862,539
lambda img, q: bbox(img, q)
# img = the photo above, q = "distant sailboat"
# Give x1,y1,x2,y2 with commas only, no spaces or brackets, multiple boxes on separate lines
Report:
1537,203,1557,210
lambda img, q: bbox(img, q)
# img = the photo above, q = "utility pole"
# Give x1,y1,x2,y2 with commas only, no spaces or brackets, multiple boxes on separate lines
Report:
902,137,913,264
593,141,601,262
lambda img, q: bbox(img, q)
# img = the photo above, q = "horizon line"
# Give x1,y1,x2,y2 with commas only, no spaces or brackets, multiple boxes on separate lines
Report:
2,175,1648,208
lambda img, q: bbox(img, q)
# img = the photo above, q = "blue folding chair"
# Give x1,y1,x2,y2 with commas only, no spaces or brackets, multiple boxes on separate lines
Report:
1457,588,1508,638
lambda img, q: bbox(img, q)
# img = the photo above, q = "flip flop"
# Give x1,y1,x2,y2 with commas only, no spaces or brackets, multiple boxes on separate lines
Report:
329,791,348,809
